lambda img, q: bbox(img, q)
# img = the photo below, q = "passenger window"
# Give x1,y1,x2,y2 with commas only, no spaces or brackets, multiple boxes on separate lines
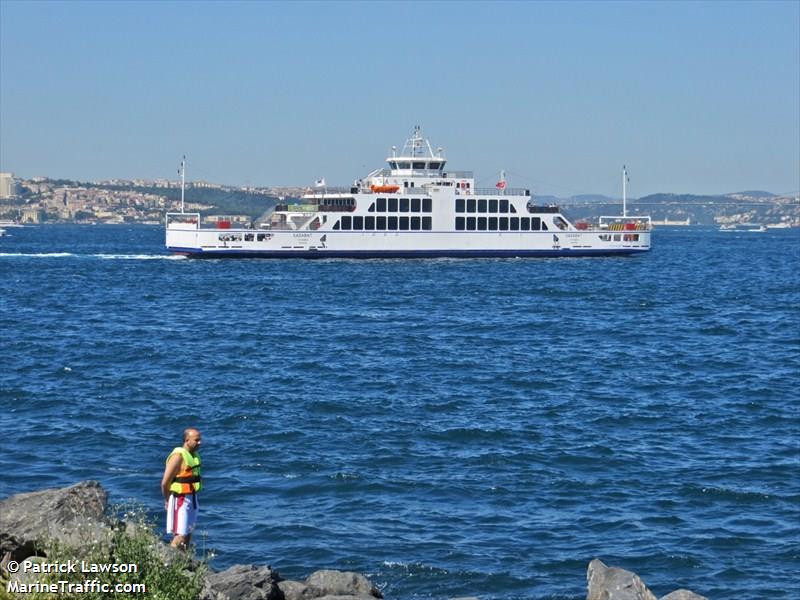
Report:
455,217,465,231
411,198,421,212
423,198,432,212
489,199,498,212
520,217,530,231
365,216,375,230
377,198,386,211
399,217,410,230
377,216,387,230
456,198,465,213
478,199,487,213
532,217,541,230
368,202,375,212
411,216,421,230
489,217,498,230
467,199,476,212
499,217,509,231
341,216,352,230
400,198,409,212
422,216,432,230
388,198,398,211
478,217,487,230
499,200,509,213
467,217,476,231
388,216,398,229
353,216,363,230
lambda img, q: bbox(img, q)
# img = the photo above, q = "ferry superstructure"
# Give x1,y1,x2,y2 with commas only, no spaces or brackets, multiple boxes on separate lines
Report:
166,128,651,258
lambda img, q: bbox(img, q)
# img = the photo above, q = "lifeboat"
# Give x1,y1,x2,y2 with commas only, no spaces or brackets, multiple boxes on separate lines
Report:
370,184,400,193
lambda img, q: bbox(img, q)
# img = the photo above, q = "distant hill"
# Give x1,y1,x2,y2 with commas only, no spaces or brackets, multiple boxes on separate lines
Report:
93,182,280,219
726,190,776,198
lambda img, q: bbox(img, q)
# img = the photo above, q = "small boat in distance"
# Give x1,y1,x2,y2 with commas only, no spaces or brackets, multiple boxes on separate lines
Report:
166,128,651,258
720,223,768,232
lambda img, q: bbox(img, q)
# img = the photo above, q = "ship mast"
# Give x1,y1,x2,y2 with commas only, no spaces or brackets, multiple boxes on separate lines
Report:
180,156,186,214
622,165,628,217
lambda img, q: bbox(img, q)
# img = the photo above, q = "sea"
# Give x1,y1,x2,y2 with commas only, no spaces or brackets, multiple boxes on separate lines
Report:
0,224,798,600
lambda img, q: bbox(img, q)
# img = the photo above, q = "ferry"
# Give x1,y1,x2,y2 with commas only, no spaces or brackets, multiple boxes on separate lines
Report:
166,128,651,258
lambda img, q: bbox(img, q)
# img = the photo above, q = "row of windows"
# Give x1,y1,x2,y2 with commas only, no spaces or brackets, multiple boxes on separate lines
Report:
455,216,550,231
334,215,433,231
388,161,444,171
455,198,517,214
370,197,433,213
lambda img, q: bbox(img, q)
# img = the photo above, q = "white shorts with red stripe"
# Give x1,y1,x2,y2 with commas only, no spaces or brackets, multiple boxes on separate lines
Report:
166,493,199,536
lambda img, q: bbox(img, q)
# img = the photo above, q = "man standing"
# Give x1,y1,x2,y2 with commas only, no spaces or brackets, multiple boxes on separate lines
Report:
161,428,202,549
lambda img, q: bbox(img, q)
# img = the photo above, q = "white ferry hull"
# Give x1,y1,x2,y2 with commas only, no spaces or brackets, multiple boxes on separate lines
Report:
167,229,650,258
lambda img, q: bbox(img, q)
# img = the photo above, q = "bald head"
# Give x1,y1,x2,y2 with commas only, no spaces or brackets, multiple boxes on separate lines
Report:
183,428,202,453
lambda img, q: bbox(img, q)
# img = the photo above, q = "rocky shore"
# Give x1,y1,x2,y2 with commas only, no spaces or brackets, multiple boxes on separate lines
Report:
1,482,708,599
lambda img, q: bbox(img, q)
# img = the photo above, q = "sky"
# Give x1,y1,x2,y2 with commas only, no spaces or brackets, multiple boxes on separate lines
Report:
1,1,798,198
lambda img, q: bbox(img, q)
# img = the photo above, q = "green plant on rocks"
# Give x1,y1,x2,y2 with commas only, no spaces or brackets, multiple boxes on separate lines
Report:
1,506,206,600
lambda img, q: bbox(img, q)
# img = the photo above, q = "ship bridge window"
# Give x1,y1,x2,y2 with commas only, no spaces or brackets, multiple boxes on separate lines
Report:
389,161,398,169
398,162,411,169
413,162,426,169
428,162,444,170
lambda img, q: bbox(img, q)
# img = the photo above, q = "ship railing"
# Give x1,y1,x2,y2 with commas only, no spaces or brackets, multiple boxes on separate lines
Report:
303,187,354,196
598,216,652,231
165,212,200,230
474,187,531,197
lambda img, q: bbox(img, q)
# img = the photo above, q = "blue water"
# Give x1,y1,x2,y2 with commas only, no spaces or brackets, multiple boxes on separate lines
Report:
1,225,798,599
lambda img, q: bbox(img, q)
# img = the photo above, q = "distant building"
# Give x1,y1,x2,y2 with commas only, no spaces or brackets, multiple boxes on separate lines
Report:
0,172,16,199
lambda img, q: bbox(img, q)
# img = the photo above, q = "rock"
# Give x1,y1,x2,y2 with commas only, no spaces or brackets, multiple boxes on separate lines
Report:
587,558,658,600
277,579,312,600
199,564,281,600
0,481,110,570
304,570,382,598
660,591,708,600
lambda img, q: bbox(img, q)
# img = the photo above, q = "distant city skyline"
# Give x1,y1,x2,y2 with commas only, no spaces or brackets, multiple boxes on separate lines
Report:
1,1,798,198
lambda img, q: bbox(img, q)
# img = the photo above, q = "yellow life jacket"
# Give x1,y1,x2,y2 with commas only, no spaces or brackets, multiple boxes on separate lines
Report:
167,447,202,495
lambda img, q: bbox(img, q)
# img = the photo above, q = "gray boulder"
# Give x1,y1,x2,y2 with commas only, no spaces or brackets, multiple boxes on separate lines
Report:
660,591,708,600
305,570,382,598
277,570,382,600
200,564,281,600
0,480,109,570
587,559,658,600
